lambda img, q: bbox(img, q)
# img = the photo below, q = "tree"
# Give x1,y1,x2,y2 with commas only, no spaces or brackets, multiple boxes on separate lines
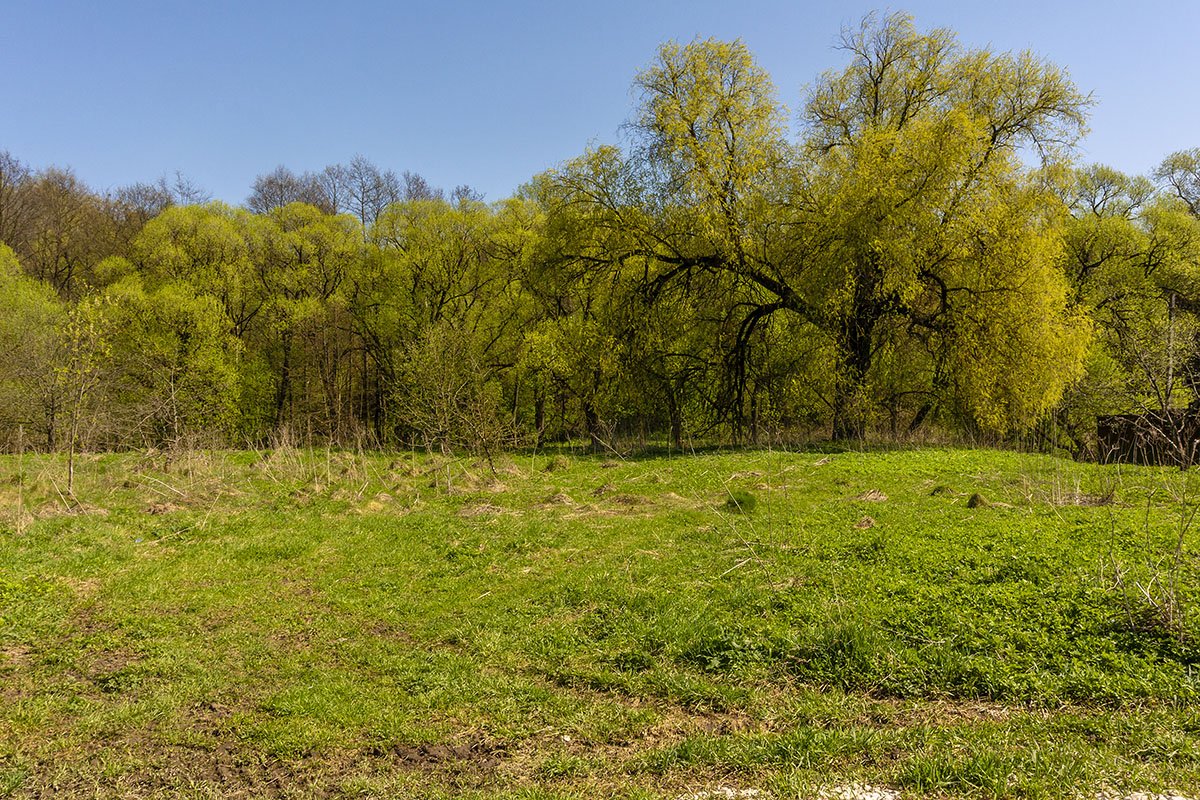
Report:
351,197,522,443
110,180,175,238
55,295,111,495
1050,160,1200,458
401,170,443,202
452,184,485,206
0,245,65,450
247,166,333,214
586,16,1093,440
0,151,34,252
400,321,513,459
1156,149,1200,217
519,156,646,447
20,168,117,297
800,13,1093,437
105,277,243,446
131,202,266,337
316,163,352,216
343,156,401,231
255,203,361,434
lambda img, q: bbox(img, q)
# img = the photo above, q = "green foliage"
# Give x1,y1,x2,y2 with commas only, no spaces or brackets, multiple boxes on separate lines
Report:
0,245,65,446
1053,159,1200,454
539,14,1095,442
132,201,264,334
723,488,757,513
798,14,1092,437
105,277,242,444
0,16,1193,452
399,321,512,457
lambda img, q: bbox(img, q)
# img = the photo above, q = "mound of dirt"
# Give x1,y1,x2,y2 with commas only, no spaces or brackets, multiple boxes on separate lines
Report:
457,503,505,518
609,493,651,507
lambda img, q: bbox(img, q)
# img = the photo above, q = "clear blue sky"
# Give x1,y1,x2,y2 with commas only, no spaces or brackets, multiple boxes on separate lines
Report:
2,0,1195,204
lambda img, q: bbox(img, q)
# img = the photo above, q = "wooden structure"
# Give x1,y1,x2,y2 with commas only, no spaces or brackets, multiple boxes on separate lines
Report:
1097,412,1200,467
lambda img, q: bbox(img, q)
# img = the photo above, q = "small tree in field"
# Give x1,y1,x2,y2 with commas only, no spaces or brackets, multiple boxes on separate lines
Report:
399,322,512,466
56,296,110,498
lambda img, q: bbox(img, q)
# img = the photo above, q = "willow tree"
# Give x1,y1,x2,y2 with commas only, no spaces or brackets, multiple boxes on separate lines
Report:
256,203,361,435
608,14,1093,440
800,13,1094,437
1062,168,1181,410
0,244,65,449
129,202,266,337
104,278,244,446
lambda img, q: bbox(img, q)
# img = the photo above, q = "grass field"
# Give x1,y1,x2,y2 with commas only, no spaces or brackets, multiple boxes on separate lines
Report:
1,445,1198,798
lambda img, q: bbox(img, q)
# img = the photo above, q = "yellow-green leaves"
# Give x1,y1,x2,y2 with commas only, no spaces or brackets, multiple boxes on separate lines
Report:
799,13,1092,436
1063,163,1200,418
634,38,787,255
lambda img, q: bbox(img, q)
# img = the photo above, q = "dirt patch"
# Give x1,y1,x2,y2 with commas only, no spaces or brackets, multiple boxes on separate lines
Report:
379,739,506,771
1053,491,1115,507
608,493,651,507
34,501,109,519
81,647,143,695
16,718,356,799
122,742,294,799
853,490,888,502
867,698,1021,729
541,492,576,507
61,576,102,599
145,501,182,515
0,644,32,671
457,503,506,518
188,745,292,797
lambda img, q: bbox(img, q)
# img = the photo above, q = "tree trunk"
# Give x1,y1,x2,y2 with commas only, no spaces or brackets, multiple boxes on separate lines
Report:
584,368,604,451
534,392,546,448
831,283,879,441
274,330,293,429
750,386,760,445
667,389,683,451
583,400,601,453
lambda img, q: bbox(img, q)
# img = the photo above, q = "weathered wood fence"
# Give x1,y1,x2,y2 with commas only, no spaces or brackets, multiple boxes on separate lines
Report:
1097,412,1200,467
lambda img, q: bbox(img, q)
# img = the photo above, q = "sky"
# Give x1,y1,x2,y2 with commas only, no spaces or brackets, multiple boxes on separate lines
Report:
2,0,1196,205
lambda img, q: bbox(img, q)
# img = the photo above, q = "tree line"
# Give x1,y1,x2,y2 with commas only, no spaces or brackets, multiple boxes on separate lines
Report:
1,13,1199,458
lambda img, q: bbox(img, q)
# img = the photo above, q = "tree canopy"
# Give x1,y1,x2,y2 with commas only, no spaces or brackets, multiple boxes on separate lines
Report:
0,13,1194,457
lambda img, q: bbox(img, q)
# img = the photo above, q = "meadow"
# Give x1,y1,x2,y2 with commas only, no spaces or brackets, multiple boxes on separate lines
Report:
1,445,1198,798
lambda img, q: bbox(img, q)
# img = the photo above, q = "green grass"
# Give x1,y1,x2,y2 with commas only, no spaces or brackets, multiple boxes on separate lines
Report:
0,445,1198,798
